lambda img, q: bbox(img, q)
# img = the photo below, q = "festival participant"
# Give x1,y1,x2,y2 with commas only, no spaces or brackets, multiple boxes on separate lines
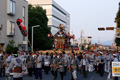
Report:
50,53,59,80
88,52,94,72
4,52,13,80
43,52,51,75
68,53,80,80
6,54,26,80
26,52,34,77
112,54,119,80
77,52,83,74
58,54,65,80
94,53,99,73
99,52,105,77
80,55,89,78
62,51,69,76
0,50,4,77
34,51,43,80
104,53,110,73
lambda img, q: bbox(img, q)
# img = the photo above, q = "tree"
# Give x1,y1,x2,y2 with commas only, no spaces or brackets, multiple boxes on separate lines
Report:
28,5,52,50
81,45,84,50
6,40,18,54
87,46,90,50
115,3,120,28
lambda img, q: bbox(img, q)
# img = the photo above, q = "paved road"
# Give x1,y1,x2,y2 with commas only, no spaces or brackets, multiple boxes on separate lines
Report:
0,71,109,80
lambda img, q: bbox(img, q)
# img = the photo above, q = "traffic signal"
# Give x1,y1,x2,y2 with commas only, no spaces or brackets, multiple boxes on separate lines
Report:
115,38,120,46
98,28,105,31
106,27,114,30
88,36,92,38
16,19,28,36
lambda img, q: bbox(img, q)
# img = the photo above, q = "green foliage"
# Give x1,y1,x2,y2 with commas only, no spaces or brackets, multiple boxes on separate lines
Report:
28,5,52,50
6,40,18,54
81,45,84,50
87,46,90,50
115,3,120,28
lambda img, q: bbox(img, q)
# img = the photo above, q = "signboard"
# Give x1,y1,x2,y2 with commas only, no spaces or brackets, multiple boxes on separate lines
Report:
116,30,120,32
116,28,120,32
112,62,120,77
116,32,120,38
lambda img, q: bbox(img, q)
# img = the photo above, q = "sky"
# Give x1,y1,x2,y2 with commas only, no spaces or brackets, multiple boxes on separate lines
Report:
55,0,120,43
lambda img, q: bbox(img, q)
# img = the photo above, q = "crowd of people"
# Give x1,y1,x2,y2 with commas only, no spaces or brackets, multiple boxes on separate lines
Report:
0,50,120,80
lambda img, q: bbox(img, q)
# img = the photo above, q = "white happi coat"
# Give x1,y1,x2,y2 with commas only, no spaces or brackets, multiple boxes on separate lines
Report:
6,57,26,78
105,55,110,73
35,55,43,68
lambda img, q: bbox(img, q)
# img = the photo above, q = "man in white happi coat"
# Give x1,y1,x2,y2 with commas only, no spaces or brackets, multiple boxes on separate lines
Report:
68,53,80,80
34,52,43,80
88,52,94,72
6,55,26,80
80,55,89,78
104,53,110,73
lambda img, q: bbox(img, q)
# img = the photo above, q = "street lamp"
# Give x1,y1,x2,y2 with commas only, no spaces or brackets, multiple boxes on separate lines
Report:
98,27,105,31
32,25,40,51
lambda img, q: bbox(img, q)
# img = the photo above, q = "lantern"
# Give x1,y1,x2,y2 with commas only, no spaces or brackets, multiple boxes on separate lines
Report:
72,35,75,39
16,19,28,36
48,33,51,37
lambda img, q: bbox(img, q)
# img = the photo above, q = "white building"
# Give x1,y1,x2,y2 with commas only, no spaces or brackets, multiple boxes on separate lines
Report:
0,0,28,51
28,0,70,35
78,30,91,49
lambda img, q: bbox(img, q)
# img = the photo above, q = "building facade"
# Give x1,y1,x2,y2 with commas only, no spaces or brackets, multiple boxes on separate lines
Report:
0,0,28,51
28,0,70,35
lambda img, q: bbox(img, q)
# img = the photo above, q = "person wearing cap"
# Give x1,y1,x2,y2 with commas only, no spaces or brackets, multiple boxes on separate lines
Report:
6,53,26,80
113,54,118,62
68,53,80,80
112,54,119,80
34,51,43,80
58,54,65,80
50,53,59,80
104,53,110,73
43,52,51,75
80,55,89,78
118,51,120,61
99,52,105,77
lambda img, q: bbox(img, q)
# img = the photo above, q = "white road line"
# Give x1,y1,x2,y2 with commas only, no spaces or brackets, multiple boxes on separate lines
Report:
107,72,111,80
89,73,95,80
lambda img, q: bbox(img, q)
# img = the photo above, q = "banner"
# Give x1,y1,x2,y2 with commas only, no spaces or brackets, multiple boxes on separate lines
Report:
112,62,120,77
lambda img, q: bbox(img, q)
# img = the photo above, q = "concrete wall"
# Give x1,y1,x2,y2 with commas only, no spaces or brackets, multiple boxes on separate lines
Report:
0,0,28,51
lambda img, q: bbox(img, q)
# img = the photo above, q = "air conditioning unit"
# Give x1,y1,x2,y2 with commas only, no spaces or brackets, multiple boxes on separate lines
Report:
22,41,27,44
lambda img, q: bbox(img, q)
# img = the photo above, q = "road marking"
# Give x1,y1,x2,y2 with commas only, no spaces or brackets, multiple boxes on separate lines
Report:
89,72,95,80
107,72,111,80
